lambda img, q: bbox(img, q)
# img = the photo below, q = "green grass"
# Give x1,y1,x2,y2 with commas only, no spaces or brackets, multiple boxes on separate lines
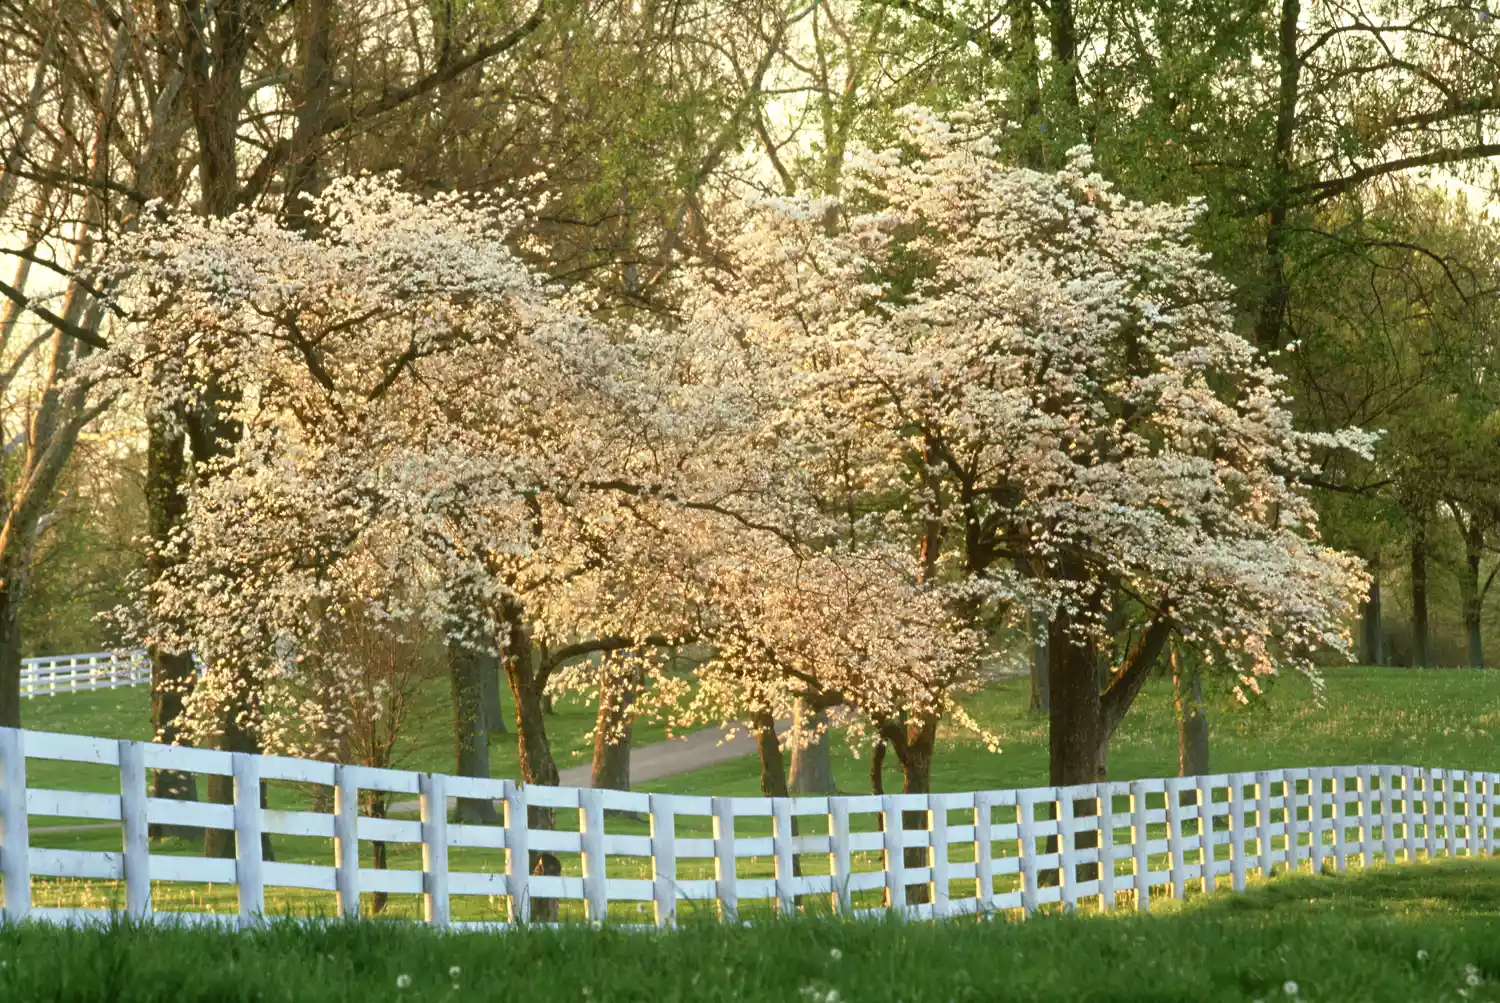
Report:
3,859,1500,1002
643,665,1500,796
15,666,1500,918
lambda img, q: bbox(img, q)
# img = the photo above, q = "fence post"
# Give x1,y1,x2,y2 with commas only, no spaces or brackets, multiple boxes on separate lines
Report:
771,797,795,917
1058,792,1079,912
1165,778,1186,899
881,794,907,913
1424,768,1440,859
1196,775,1214,894
1487,773,1497,857
1401,767,1419,863
1099,784,1117,910
1379,767,1397,864
650,793,678,927
973,792,993,916
1287,772,1305,876
333,765,360,919
1444,770,1460,858
1254,770,1273,878
1353,766,1373,868
1130,781,1150,912
712,796,739,923
1017,792,1039,916
119,740,150,920
1228,774,1248,892
0,728,29,923
420,773,449,927
929,794,950,919
1464,771,1481,856
579,787,608,923
505,780,530,924
233,752,265,928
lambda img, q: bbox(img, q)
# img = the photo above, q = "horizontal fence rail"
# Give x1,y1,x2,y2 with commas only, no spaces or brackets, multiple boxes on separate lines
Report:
19,651,150,698
0,726,1495,930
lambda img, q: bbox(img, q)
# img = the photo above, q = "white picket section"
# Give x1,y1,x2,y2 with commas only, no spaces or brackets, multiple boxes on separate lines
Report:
0,725,1496,931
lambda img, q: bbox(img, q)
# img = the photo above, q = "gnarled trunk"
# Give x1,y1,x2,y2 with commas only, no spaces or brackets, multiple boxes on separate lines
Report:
499,597,560,920
1411,521,1430,667
787,699,835,795
448,632,497,824
1173,648,1209,779
479,654,507,735
0,588,22,729
146,413,199,837
1361,559,1384,667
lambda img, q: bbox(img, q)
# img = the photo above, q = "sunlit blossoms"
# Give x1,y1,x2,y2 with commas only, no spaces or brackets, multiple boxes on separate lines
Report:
678,106,1370,781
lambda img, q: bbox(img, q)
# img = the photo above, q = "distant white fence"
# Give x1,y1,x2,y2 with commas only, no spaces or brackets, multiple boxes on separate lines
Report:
0,726,1495,929
20,651,150,697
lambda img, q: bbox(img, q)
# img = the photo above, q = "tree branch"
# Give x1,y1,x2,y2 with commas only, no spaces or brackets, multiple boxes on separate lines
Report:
1293,143,1500,205
1100,614,1174,734
0,276,109,349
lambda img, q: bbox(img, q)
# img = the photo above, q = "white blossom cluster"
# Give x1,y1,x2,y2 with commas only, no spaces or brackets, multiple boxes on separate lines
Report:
97,106,1369,757
680,106,1371,704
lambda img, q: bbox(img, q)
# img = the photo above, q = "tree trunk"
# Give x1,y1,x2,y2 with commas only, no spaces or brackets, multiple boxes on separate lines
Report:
1172,647,1209,779
498,598,560,921
1047,610,1108,888
1361,558,1384,667
752,709,788,798
591,669,639,821
479,653,507,735
787,699,835,795
448,634,497,824
145,413,200,837
204,667,273,862
1459,524,1484,669
1412,521,1431,668
1029,611,1050,713
0,588,22,729
895,717,938,906
1253,0,1303,351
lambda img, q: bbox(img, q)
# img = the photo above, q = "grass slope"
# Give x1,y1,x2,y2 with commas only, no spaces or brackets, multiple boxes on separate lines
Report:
3,860,1499,1003
643,666,1500,796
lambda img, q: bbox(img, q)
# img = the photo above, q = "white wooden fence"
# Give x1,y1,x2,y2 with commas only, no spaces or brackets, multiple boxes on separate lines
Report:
20,650,150,697
0,726,1495,929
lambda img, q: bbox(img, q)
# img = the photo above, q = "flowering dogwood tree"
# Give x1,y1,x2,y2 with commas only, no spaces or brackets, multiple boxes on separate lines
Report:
684,107,1372,788
97,174,983,828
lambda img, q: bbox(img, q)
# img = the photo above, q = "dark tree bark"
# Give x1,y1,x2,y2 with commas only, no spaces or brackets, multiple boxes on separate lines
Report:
591,668,640,821
449,632,498,824
1029,612,1050,713
498,596,560,921
145,412,200,837
787,699,835,795
1451,508,1488,669
1411,520,1431,668
0,590,21,729
753,709,789,798
1253,0,1303,351
1172,648,1209,779
479,653,507,735
1361,557,1384,667
876,716,939,905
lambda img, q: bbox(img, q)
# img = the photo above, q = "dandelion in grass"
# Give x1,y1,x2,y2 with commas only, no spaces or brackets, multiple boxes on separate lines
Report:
1468,974,1482,987
450,966,461,980
396,974,412,990
1418,951,1430,962
830,948,843,961
1283,981,1298,996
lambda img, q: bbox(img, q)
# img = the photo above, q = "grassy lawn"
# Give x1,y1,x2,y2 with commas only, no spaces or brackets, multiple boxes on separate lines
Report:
641,665,1500,796
3,859,1500,1002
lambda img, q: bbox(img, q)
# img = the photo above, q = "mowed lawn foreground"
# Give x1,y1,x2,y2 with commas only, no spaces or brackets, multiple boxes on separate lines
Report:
3,860,1500,1003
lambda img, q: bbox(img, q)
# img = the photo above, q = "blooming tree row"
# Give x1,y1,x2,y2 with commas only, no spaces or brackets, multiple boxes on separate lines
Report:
96,109,1369,813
